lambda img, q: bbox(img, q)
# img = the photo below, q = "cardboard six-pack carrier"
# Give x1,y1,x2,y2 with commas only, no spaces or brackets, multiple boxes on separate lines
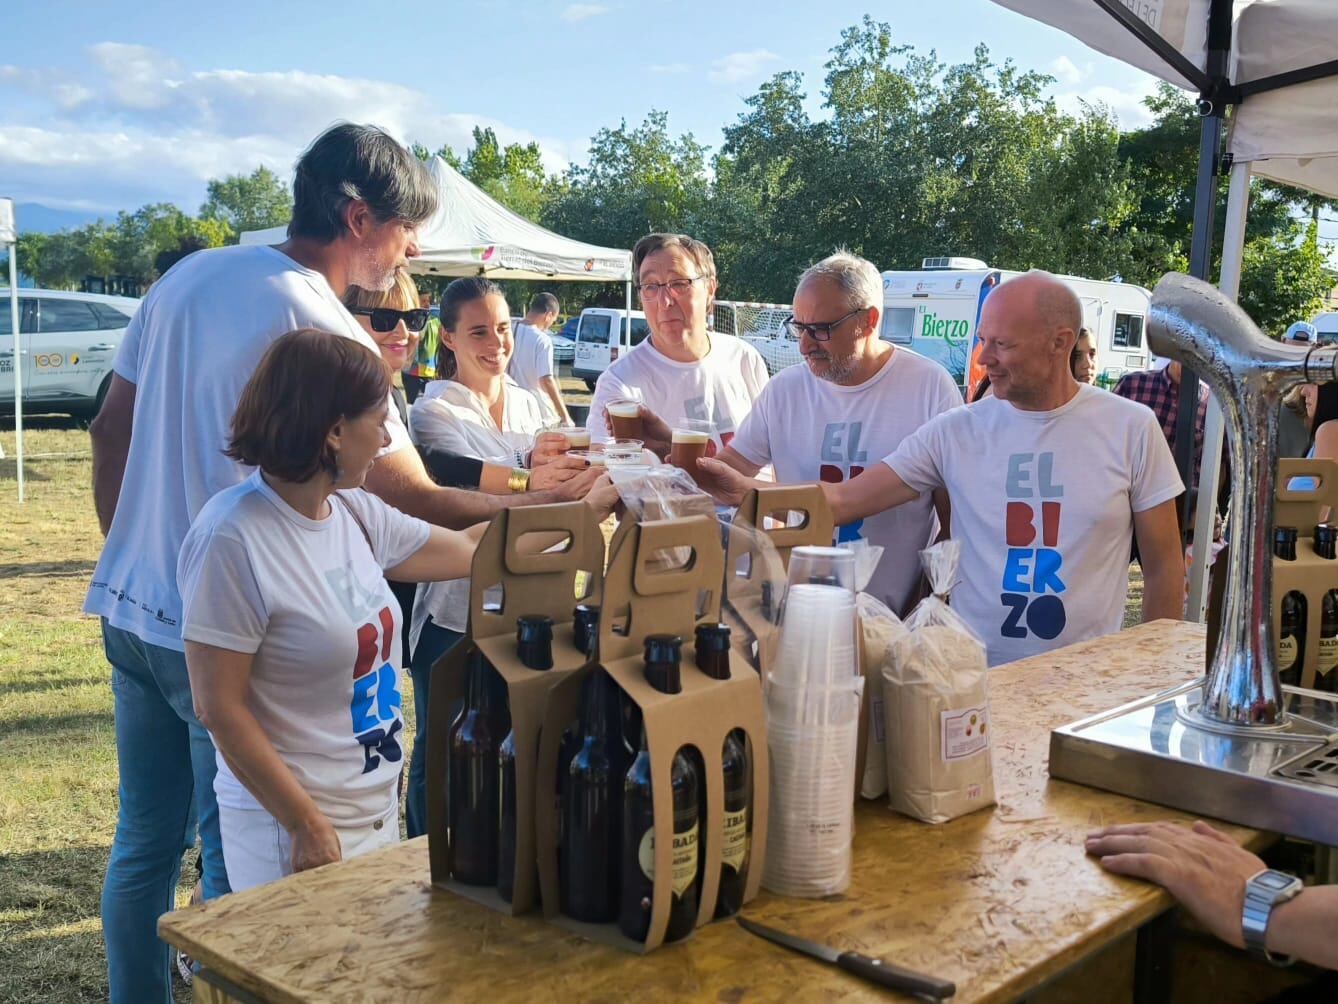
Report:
425,502,605,915
426,502,770,952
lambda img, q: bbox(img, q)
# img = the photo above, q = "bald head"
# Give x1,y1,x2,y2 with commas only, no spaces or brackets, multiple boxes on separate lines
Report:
975,271,1084,410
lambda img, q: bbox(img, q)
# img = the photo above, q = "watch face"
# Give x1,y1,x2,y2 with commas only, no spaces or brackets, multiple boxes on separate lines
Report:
1257,870,1294,891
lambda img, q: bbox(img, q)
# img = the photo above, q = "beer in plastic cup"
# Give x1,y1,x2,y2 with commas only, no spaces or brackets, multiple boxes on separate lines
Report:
552,426,590,449
607,400,644,440
669,428,710,475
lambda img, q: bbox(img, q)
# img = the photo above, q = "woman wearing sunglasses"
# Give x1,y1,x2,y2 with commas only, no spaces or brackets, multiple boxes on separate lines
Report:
403,276,590,838
343,273,430,428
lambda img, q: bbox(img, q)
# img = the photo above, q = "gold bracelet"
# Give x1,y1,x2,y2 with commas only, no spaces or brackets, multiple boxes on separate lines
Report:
508,468,531,493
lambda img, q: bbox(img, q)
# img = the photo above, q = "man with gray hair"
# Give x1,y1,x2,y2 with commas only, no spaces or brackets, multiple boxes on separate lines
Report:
707,250,961,615
86,123,604,1002
702,270,1186,664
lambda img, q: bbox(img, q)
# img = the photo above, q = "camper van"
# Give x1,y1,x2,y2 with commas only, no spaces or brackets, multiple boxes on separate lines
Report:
881,258,1152,396
571,307,650,390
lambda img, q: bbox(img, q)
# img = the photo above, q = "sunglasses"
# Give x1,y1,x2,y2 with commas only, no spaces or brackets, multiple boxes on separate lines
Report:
349,306,430,333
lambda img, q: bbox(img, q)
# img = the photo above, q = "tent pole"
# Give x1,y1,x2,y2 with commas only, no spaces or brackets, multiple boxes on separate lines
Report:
1186,160,1250,621
8,244,22,503
625,279,633,351
1171,0,1234,531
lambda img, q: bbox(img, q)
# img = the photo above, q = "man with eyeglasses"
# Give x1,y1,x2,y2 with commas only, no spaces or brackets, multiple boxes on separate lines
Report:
701,270,1186,666
585,233,768,450
700,251,960,616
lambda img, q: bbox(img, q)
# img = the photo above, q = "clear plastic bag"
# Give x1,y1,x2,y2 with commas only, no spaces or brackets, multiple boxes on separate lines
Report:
882,540,996,823
855,593,906,800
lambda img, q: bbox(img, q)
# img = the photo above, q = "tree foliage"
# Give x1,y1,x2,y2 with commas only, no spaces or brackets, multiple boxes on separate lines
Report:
16,20,1334,332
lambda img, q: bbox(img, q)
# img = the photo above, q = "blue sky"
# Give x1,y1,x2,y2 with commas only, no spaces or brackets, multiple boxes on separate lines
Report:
2,0,1168,219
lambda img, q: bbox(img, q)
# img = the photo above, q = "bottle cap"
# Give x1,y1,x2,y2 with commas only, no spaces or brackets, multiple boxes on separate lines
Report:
572,604,600,657
643,634,683,694
516,615,555,670
1275,525,1299,545
1316,523,1337,548
694,623,732,680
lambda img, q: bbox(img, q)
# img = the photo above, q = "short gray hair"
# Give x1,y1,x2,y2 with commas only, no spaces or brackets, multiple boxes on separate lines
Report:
798,250,883,311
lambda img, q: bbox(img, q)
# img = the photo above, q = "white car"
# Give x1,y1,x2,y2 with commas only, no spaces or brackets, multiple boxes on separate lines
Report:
743,326,803,376
0,288,139,417
549,332,576,364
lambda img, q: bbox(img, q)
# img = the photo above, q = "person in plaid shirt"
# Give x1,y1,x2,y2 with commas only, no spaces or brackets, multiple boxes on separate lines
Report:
1113,359,1209,490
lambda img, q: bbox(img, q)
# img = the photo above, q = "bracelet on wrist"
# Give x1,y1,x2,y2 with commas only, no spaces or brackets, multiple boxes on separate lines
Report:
508,467,531,493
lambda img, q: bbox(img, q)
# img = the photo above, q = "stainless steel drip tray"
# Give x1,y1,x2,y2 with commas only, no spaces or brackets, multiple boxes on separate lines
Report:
1049,682,1338,844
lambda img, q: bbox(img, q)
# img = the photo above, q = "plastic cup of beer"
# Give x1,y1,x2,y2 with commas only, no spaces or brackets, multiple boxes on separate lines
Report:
607,399,644,440
551,425,591,449
670,419,713,477
566,449,605,466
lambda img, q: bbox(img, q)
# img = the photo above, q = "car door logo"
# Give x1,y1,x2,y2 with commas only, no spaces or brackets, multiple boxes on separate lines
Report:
35,353,65,369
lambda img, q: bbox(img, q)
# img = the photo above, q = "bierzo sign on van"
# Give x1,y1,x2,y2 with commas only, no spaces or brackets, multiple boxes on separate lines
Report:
920,310,970,342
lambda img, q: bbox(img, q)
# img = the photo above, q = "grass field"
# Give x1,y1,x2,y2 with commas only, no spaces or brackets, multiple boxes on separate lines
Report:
0,402,1145,1002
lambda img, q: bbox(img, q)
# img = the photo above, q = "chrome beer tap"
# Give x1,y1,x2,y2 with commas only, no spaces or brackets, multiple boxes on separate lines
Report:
1148,273,1338,727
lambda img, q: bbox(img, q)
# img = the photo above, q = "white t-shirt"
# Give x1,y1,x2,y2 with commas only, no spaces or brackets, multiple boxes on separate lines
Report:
178,471,430,827
587,334,769,451
508,322,557,419
409,378,547,642
883,384,1183,667
730,348,962,616
85,244,411,651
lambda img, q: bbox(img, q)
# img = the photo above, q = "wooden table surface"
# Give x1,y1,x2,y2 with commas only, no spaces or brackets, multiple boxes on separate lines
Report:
161,620,1264,1003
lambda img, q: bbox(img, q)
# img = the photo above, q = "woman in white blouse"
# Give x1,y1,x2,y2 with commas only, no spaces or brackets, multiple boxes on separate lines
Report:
403,277,584,837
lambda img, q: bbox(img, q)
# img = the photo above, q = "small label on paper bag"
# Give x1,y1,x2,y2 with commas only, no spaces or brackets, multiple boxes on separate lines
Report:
940,706,989,762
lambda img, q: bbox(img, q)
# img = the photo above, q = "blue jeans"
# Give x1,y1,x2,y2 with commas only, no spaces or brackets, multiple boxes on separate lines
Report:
406,619,464,839
100,620,231,1004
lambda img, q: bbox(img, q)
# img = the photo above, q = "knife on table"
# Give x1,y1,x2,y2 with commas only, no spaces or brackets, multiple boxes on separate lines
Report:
736,916,956,1000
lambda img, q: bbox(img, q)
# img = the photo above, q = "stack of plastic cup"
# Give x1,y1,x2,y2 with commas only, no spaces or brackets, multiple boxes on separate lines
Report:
762,546,863,897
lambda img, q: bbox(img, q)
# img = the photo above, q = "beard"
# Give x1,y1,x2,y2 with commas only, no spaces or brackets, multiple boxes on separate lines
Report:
351,243,399,291
806,347,859,384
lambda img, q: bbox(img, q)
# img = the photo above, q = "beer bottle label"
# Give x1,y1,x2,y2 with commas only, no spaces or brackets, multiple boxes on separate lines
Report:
638,828,655,882
1277,634,1298,670
671,822,699,896
721,808,749,872
637,822,701,896
1318,635,1338,676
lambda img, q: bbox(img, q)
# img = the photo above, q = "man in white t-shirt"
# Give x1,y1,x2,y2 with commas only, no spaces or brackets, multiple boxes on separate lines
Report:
701,271,1186,666
714,252,960,616
586,233,768,453
509,291,571,425
84,124,602,1004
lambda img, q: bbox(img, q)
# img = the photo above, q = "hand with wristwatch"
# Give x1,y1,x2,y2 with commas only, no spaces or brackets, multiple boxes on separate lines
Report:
1085,820,1326,968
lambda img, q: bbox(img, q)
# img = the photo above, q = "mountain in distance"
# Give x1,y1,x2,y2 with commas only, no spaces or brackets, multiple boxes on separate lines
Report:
13,202,109,234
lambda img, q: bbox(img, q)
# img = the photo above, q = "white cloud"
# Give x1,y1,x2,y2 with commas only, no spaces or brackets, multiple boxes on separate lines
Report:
1048,56,1088,87
1055,80,1160,130
709,49,780,84
0,44,578,214
561,3,609,22
649,63,692,75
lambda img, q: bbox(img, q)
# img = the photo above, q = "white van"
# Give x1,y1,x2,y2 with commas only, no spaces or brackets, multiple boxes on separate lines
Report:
881,258,1152,396
571,307,650,390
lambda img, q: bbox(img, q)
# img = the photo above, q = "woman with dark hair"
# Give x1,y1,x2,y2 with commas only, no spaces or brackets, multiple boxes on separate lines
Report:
177,329,486,892
401,277,586,837
1289,383,1338,502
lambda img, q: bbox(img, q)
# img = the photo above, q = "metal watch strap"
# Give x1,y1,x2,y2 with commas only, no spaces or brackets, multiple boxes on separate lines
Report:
1242,869,1301,966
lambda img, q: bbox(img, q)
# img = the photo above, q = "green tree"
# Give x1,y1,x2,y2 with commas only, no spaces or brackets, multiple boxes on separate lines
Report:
200,166,292,242
1238,221,1333,335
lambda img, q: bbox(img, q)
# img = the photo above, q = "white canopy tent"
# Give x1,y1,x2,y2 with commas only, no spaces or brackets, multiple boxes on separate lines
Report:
241,155,633,282
989,0,1338,617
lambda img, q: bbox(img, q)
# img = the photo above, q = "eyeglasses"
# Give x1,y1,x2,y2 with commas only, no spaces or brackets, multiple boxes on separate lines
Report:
637,275,706,301
349,306,430,333
783,307,867,342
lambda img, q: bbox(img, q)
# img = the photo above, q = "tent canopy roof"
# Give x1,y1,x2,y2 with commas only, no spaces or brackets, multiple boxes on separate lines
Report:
240,156,632,282
992,0,1338,198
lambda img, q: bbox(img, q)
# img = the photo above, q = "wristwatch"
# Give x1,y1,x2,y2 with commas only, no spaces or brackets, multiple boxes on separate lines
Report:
1242,868,1302,966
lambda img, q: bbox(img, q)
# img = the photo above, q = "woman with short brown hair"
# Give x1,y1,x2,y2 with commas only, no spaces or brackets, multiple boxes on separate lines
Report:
178,328,485,892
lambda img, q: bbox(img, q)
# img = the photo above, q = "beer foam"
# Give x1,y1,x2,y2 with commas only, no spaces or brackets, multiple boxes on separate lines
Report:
671,430,710,444
607,402,641,417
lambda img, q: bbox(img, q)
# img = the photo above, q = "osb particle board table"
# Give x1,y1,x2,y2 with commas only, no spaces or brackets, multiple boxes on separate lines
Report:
162,620,1267,1003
